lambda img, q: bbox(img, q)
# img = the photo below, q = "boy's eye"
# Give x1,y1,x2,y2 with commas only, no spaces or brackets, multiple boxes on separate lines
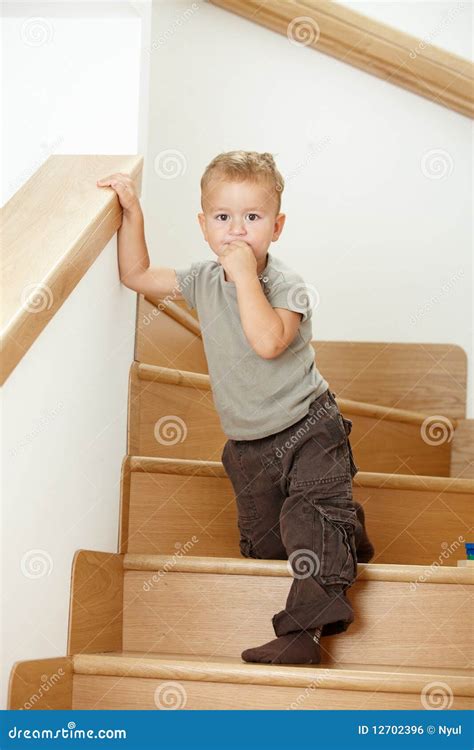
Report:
214,213,260,221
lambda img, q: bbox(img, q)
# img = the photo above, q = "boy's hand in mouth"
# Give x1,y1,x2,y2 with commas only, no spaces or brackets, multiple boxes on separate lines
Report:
219,241,257,283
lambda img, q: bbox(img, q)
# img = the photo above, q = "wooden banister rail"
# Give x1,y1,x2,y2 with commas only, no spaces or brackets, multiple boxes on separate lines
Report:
209,0,474,118
1,154,143,385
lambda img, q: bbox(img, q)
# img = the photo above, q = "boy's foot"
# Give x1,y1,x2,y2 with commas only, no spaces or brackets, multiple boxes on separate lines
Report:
353,500,375,563
241,626,322,665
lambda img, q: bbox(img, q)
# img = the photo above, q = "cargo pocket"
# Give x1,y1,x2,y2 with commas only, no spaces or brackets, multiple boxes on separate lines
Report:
291,411,350,489
316,503,358,586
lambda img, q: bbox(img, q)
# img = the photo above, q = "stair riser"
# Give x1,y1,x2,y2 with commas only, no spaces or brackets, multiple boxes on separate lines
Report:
134,307,467,420
130,375,451,475
72,675,473,710
123,471,471,566
122,572,473,670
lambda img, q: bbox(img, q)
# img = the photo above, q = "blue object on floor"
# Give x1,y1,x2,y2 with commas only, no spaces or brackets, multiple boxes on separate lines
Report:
465,542,474,559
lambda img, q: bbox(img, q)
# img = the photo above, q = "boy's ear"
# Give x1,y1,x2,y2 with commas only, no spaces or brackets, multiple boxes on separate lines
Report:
272,213,286,241
197,212,208,241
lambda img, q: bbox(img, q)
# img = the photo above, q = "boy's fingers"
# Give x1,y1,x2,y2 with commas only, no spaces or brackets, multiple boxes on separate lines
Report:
97,179,126,188
97,173,122,182
97,174,132,187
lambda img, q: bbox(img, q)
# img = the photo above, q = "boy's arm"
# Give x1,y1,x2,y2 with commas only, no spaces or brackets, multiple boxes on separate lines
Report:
117,203,183,300
235,276,302,359
97,172,183,300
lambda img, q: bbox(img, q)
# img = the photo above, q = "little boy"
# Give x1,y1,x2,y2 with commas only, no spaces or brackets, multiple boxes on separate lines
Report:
97,150,374,666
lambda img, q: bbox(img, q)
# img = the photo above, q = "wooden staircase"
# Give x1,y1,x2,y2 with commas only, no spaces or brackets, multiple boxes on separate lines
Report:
8,296,474,710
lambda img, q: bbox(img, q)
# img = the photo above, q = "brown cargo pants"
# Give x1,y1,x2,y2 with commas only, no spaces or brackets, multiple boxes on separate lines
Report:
221,388,374,639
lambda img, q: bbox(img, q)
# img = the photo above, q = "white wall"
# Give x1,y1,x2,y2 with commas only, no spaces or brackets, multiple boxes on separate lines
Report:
340,0,472,59
144,0,473,416
2,239,136,707
1,0,151,709
1,0,149,203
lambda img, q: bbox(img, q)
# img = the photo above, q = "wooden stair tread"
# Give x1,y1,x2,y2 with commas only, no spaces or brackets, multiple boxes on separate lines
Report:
126,455,474,494
73,651,474,695
123,553,474,584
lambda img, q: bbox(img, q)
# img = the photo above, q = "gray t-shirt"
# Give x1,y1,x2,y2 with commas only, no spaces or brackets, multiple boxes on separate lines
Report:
175,251,329,440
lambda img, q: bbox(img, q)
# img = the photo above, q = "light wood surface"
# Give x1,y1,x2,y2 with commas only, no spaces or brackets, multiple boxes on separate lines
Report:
209,0,474,118
73,651,473,695
120,456,473,564
121,569,473,669
451,419,474,478
8,657,73,710
135,294,206,372
123,554,474,585
314,341,468,419
72,673,473,710
67,550,124,655
135,296,467,420
1,154,143,384
128,362,457,475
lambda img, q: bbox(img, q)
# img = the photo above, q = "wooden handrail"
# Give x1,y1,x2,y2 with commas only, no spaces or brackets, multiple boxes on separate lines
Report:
209,0,474,118
1,154,143,385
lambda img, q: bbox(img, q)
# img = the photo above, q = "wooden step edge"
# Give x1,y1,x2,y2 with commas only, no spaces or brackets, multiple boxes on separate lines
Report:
337,397,458,428
123,554,474,585
353,471,474,494
72,653,474,696
127,455,474,494
143,294,202,338
136,362,211,390
134,363,458,429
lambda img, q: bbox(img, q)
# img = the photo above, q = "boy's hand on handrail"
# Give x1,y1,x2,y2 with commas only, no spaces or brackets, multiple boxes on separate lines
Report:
97,172,140,213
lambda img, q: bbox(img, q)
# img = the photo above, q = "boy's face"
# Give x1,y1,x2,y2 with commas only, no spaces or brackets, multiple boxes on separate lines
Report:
197,178,286,268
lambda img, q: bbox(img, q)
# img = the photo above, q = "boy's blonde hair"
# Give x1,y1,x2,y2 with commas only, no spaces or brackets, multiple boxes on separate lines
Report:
200,150,284,215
